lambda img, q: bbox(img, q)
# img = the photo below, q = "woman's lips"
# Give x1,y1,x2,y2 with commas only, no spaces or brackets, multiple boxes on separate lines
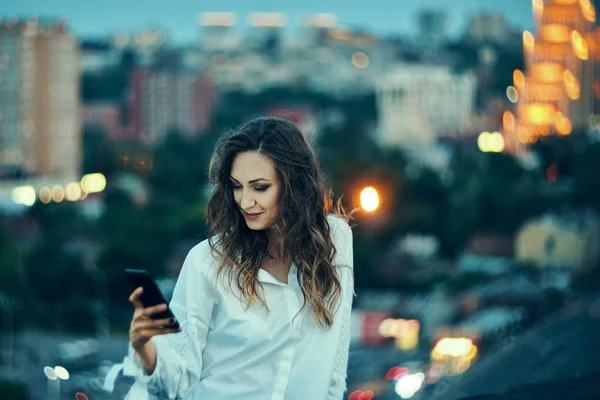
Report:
244,211,263,220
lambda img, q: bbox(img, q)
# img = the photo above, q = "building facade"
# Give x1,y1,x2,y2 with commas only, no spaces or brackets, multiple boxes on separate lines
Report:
128,69,215,142
376,65,476,147
0,18,81,179
516,211,600,270
82,103,122,138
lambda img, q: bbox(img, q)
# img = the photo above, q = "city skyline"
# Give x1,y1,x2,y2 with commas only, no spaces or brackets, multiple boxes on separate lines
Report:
4,0,533,43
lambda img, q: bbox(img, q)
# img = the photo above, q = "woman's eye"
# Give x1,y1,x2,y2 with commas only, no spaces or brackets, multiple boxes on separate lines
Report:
232,185,242,190
254,186,268,192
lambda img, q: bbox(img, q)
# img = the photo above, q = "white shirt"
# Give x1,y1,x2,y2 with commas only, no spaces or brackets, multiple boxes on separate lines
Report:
123,215,354,400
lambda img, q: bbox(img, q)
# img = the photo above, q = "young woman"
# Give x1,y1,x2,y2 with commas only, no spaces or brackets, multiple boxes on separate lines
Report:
125,117,354,399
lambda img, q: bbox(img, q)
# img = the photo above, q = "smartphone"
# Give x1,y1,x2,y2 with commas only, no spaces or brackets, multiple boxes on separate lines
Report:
125,269,180,329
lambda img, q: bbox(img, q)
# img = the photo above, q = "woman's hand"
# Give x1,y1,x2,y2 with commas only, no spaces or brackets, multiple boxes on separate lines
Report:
129,287,181,352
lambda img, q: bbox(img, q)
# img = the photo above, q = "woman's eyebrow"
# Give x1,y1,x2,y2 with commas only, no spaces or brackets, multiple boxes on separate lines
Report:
229,177,271,184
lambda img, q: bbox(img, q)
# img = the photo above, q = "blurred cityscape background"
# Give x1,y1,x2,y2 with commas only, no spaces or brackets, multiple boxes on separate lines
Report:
1,0,600,399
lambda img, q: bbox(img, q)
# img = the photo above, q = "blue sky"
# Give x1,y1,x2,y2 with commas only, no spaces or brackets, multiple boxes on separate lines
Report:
4,0,533,43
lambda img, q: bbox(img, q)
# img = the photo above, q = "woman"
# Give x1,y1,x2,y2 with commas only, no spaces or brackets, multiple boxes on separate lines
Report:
125,117,354,399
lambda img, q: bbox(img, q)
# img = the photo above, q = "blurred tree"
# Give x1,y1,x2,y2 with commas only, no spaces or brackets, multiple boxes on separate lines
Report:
488,45,524,94
82,126,123,176
81,48,137,102
436,148,549,259
0,222,22,296
153,48,183,71
120,48,138,72
572,141,600,211
0,380,29,400
445,41,479,72
82,67,129,101
532,132,588,181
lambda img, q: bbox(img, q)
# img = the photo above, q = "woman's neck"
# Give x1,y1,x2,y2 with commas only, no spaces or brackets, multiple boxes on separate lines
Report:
266,227,285,262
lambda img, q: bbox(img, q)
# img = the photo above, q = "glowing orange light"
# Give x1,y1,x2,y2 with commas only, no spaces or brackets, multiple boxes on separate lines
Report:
523,31,535,49
535,43,567,61
513,69,525,89
564,70,581,100
531,62,563,83
555,112,572,135
517,126,530,143
360,187,379,212
571,30,589,60
541,24,570,43
533,0,544,17
503,111,515,133
529,83,561,101
524,103,556,126
580,0,596,22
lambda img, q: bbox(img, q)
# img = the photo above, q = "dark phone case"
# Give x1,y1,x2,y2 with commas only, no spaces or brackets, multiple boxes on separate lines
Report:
125,269,180,329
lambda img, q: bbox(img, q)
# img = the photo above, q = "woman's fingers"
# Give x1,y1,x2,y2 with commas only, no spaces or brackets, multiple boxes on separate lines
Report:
129,287,144,309
137,317,177,329
139,303,168,319
141,327,181,337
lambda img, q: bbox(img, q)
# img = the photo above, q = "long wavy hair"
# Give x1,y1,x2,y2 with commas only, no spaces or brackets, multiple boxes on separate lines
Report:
206,116,348,328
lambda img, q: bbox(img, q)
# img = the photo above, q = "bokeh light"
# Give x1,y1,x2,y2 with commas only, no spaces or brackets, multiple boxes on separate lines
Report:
11,185,36,206
54,365,70,380
360,187,379,212
351,52,369,69
506,86,518,103
51,185,65,203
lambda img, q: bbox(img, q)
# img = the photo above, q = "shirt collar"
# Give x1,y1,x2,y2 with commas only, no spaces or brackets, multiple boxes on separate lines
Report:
257,263,299,288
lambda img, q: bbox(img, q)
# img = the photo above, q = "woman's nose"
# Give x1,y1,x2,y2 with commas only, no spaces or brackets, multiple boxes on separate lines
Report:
240,190,256,209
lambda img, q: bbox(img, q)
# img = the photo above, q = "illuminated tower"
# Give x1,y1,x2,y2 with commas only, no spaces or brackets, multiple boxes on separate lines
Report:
511,0,596,147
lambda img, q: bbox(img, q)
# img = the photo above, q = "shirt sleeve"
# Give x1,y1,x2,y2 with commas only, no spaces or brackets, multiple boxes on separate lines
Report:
126,243,218,399
327,216,354,400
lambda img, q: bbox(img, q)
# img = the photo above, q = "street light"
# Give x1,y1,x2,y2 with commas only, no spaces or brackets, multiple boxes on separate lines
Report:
44,365,70,400
55,365,70,380
477,131,505,153
359,187,379,212
44,366,58,400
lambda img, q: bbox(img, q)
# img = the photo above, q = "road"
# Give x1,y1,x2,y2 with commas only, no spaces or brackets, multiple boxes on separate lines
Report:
0,331,130,400
6,294,598,400
428,293,600,400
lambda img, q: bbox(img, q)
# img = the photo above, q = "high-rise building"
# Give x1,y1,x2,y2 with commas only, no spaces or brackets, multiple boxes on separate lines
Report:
128,70,215,143
197,12,240,52
511,0,597,147
82,102,122,138
0,18,81,179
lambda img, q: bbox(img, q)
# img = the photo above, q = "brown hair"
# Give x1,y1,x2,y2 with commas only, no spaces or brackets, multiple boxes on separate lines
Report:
206,117,348,328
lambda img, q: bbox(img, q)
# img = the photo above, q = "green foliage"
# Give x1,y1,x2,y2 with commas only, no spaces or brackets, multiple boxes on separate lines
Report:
0,380,29,400
25,240,94,302
0,225,22,296
82,67,128,101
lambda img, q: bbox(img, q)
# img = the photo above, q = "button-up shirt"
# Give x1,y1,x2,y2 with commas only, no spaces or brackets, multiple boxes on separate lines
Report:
124,215,354,400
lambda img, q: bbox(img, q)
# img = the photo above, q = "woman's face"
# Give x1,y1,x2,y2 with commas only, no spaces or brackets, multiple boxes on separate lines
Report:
230,151,282,231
